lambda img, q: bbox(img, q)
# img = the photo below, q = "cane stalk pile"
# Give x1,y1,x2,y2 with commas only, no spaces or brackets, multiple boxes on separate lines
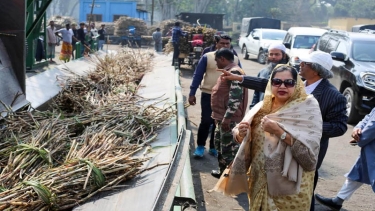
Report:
164,26,217,55
48,16,77,30
0,49,174,210
158,19,191,36
114,17,147,37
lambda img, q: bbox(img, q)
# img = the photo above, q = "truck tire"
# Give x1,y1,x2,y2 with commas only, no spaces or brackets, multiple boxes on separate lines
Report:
343,87,361,124
257,49,266,64
242,46,249,60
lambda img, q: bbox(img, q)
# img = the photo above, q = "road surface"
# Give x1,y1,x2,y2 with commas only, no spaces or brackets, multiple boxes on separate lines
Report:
180,47,374,211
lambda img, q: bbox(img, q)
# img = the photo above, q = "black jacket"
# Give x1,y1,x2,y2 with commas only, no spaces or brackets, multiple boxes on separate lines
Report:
77,28,85,44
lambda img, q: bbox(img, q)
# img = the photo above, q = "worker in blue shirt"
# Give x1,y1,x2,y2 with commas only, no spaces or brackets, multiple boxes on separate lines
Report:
171,22,187,67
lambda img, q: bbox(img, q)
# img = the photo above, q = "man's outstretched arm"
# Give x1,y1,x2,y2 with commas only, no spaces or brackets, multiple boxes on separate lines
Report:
217,69,268,92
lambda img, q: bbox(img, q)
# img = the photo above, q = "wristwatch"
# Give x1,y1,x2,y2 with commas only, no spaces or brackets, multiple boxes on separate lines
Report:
280,131,287,140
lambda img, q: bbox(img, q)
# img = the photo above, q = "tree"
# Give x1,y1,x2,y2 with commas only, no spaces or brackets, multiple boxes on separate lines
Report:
156,0,186,20
350,0,375,19
194,0,211,13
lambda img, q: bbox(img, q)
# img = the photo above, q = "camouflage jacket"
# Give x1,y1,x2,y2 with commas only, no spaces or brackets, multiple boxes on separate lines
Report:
211,63,248,123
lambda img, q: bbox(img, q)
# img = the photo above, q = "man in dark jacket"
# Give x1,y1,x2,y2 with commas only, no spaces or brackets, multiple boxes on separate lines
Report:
71,23,78,59
77,22,86,56
219,51,348,210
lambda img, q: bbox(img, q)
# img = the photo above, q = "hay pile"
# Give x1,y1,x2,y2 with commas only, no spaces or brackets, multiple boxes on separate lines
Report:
159,19,191,36
164,26,217,55
48,15,77,30
114,17,147,36
95,22,116,35
0,49,175,210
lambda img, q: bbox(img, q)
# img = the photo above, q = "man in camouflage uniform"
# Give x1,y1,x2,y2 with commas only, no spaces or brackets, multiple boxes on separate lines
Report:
210,48,248,178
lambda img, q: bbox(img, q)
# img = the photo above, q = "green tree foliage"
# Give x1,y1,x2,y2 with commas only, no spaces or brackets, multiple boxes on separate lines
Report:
350,0,375,18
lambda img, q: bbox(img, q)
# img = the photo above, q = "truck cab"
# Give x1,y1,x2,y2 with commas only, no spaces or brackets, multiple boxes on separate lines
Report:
238,17,283,64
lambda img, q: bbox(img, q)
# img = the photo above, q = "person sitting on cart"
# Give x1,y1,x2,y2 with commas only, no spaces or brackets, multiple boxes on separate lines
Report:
201,35,238,57
171,22,187,66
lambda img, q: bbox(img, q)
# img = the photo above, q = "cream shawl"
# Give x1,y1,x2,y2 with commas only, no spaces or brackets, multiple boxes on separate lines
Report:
213,66,322,196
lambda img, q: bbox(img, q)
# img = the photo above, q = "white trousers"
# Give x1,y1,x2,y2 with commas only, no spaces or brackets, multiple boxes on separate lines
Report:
337,178,363,200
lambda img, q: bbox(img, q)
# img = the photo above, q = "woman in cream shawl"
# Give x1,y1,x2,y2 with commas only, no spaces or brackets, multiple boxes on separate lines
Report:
214,65,322,210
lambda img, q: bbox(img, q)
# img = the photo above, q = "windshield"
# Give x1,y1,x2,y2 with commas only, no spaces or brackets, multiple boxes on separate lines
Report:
292,35,320,49
352,41,375,62
262,31,286,40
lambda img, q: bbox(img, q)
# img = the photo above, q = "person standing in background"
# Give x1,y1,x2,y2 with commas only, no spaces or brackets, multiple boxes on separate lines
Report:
46,20,57,63
98,24,106,50
55,23,73,63
77,22,86,57
152,28,162,52
171,22,187,67
71,23,78,59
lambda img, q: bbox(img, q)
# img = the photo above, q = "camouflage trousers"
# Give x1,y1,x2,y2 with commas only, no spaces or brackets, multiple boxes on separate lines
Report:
214,121,239,173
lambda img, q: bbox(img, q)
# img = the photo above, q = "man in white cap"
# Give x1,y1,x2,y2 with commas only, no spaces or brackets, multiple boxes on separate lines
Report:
218,51,348,210
298,51,348,211
249,43,289,108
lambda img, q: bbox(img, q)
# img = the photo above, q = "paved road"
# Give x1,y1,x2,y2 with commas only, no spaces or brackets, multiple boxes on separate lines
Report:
180,47,374,211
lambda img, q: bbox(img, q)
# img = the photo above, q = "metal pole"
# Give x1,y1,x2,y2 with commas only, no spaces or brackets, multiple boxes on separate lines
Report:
88,0,95,26
151,0,154,26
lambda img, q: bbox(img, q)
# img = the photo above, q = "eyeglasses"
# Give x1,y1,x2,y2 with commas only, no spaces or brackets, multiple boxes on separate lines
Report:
271,78,296,88
301,62,312,66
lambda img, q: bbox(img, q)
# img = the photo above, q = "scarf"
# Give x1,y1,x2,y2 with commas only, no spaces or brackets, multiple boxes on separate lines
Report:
213,64,322,196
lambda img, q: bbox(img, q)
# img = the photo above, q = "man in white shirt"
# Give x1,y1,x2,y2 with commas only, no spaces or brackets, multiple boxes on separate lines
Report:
55,23,74,62
46,21,57,63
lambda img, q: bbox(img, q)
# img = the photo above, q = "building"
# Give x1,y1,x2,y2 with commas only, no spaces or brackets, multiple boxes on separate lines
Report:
79,0,148,22
329,17,375,31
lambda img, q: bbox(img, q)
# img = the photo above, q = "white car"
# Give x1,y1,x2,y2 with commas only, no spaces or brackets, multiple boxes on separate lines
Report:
239,28,287,64
282,27,327,70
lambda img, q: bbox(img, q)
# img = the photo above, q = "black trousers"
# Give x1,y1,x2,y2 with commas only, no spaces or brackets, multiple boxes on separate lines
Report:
172,42,180,66
310,139,329,211
197,92,215,149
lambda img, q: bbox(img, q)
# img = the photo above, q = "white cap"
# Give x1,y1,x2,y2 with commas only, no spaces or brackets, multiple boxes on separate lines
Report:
268,43,286,52
299,51,333,72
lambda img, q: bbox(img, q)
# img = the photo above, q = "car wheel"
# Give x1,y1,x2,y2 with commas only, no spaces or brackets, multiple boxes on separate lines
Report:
343,87,361,124
242,46,249,60
257,49,266,64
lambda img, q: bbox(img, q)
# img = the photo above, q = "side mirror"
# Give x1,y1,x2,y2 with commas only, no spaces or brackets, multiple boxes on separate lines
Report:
253,36,259,40
331,51,347,62
284,43,291,49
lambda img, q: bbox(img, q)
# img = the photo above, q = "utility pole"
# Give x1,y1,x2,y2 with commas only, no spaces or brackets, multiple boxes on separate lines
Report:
88,0,96,26
151,0,155,25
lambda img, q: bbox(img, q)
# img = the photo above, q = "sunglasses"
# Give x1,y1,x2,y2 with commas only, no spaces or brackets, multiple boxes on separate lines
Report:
271,78,296,88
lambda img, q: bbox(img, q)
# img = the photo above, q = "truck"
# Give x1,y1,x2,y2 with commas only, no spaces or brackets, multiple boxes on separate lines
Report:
176,12,225,31
238,17,284,64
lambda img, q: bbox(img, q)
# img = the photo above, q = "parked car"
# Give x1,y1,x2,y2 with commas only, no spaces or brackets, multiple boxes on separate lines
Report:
283,27,327,71
239,28,286,64
315,29,375,123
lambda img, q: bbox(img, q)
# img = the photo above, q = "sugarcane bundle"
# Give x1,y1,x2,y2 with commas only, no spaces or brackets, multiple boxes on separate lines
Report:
159,19,191,36
95,22,116,35
0,49,175,210
164,26,217,55
51,48,153,113
0,129,147,210
114,17,147,36
147,25,159,36
48,15,77,30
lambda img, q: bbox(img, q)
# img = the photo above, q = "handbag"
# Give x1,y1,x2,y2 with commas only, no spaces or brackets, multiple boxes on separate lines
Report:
213,161,233,193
